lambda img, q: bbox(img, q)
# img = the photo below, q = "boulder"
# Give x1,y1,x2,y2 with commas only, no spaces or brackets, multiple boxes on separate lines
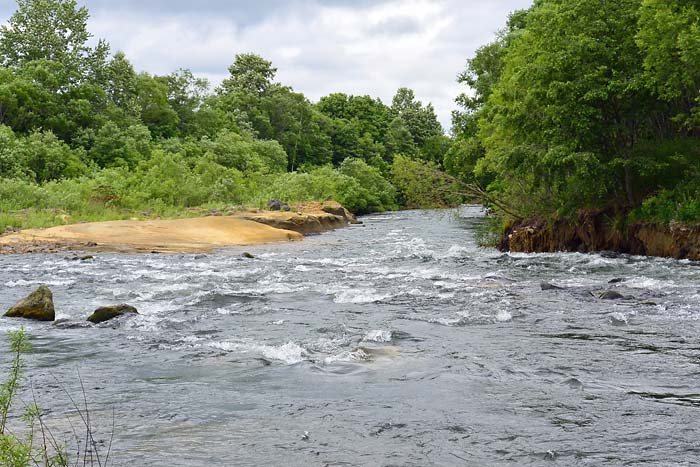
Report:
5,285,55,321
599,290,625,300
242,252,255,259
87,304,138,324
267,199,291,212
541,282,563,291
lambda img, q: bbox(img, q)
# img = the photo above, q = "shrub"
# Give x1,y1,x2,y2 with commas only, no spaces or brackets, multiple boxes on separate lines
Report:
390,155,463,209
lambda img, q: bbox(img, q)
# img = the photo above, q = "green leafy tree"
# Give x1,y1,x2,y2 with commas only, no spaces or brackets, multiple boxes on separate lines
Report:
219,53,277,97
105,51,140,118
637,0,700,129
478,0,655,214
0,0,109,88
16,130,87,182
385,117,417,158
89,122,152,168
390,87,443,147
157,69,210,136
137,73,179,139
390,155,462,209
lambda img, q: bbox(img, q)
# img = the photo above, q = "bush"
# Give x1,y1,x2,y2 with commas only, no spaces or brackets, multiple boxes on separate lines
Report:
338,158,397,212
390,155,463,209
632,183,700,225
10,131,87,183
88,122,152,169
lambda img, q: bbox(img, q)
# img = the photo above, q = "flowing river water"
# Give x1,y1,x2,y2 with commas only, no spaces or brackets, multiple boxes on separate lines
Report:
1,207,699,466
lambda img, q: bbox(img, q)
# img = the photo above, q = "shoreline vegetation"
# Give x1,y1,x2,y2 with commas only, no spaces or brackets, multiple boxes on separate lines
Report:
0,0,465,250
446,1,700,259
1,0,700,261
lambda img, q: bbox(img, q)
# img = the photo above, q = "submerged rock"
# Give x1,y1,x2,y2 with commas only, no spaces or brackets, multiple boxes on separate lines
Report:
541,282,563,291
599,290,625,300
87,304,138,324
53,319,92,329
267,199,291,211
4,285,55,321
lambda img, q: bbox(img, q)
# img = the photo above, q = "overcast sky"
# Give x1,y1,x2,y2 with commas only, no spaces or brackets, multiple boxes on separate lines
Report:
0,0,532,130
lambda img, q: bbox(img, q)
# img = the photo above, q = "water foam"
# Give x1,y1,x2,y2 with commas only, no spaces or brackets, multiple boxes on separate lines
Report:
363,330,393,343
334,289,392,304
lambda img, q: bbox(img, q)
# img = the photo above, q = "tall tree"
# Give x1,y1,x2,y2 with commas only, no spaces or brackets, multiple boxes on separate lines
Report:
478,0,655,213
637,0,700,131
0,0,109,89
218,53,277,97
390,87,442,148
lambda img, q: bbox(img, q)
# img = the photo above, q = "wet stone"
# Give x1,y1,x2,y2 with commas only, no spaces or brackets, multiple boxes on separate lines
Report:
4,285,55,321
87,304,138,324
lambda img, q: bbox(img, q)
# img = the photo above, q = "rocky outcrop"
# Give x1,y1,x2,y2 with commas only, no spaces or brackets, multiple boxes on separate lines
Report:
5,285,55,321
87,304,138,324
321,202,362,225
501,210,700,261
243,202,359,235
630,222,700,260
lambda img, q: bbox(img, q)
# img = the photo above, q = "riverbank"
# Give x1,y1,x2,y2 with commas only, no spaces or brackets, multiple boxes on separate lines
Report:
0,202,358,254
501,210,700,260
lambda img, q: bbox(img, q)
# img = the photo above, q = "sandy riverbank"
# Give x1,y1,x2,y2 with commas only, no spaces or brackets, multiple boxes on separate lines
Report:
0,202,358,254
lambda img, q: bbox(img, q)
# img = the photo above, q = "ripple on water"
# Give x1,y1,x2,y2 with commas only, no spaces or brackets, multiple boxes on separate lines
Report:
1,208,699,467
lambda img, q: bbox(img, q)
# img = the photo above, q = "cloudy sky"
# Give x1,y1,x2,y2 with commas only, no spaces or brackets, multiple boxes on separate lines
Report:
0,0,532,130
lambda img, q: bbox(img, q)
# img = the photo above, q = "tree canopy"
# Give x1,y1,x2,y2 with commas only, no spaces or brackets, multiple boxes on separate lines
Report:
449,0,700,225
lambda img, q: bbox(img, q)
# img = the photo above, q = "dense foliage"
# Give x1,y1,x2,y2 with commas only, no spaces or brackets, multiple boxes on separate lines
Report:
0,0,459,231
448,0,700,226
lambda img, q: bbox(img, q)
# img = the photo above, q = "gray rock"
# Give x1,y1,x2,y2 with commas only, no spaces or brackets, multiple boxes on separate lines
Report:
599,290,625,300
541,282,563,291
5,285,55,321
87,304,138,324
267,199,291,211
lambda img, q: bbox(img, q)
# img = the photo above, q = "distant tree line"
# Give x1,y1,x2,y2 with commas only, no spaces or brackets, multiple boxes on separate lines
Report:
0,0,464,229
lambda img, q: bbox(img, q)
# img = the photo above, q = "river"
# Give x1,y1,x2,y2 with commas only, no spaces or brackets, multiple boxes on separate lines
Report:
1,206,699,466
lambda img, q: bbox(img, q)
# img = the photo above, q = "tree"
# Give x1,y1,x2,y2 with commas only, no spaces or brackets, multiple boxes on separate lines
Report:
105,51,140,117
390,87,443,147
0,0,109,89
157,69,210,136
452,9,528,138
637,0,700,130
137,73,179,139
385,117,417,158
477,0,655,214
219,53,277,97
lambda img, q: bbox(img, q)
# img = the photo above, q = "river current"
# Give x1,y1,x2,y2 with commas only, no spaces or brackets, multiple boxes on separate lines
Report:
1,207,699,466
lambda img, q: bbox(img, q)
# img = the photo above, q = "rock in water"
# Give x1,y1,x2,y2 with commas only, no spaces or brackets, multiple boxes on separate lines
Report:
541,282,563,291
242,252,255,259
599,290,625,300
267,199,291,212
5,285,55,321
87,304,138,324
